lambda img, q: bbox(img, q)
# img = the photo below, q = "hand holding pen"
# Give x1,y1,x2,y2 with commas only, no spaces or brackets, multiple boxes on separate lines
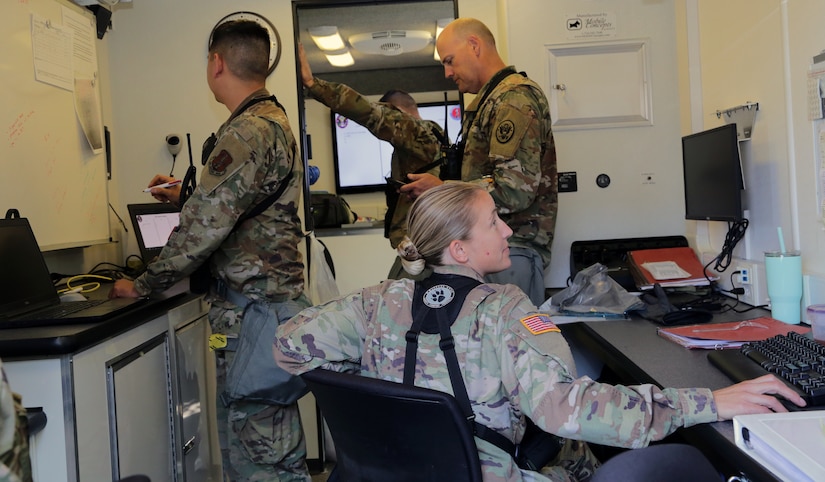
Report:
145,175,182,205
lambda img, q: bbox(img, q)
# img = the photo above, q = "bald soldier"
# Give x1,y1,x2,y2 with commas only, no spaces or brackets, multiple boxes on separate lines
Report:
402,18,557,306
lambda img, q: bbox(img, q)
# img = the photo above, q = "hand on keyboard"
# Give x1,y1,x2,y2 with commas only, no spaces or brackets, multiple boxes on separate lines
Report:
712,374,807,421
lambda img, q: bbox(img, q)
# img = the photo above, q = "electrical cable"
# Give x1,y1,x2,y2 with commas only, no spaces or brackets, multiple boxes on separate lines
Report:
714,219,749,272
702,218,749,286
169,153,177,177
58,274,114,294
179,133,197,205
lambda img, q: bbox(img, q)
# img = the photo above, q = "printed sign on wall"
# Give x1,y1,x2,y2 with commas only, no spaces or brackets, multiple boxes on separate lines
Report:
565,12,616,40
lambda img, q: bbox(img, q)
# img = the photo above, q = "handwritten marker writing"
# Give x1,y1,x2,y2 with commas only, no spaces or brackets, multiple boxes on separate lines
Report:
143,180,182,192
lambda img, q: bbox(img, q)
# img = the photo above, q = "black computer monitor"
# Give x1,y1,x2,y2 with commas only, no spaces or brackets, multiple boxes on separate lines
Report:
330,101,462,194
681,123,744,222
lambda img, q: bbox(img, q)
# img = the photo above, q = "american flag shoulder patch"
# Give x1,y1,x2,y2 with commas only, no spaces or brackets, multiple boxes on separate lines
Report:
520,314,560,335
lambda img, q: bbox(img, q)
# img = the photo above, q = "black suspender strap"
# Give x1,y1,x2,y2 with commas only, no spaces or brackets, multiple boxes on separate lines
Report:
403,274,517,459
434,308,518,459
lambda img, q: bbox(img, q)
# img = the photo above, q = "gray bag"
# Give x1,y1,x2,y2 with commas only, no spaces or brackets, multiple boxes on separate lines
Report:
549,263,644,317
220,300,308,406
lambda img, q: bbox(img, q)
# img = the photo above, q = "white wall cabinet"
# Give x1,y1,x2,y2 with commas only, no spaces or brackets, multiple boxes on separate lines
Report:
4,295,221,482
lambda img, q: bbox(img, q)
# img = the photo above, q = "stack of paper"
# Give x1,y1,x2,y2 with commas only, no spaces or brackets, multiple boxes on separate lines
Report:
734,411,825,482
657,316,811,349
628,247,717,290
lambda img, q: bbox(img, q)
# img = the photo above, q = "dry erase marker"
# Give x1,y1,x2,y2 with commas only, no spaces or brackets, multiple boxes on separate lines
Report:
143,180,182,192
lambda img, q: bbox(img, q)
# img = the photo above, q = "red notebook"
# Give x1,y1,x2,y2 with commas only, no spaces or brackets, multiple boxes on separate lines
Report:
658,316,811,349
628,246,716,290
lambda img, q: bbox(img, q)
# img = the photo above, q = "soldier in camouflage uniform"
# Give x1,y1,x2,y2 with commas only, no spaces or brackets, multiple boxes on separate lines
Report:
0,360,31,482
110,20,310,481
403,18,557,306
298,44,444,280
274,182,804,482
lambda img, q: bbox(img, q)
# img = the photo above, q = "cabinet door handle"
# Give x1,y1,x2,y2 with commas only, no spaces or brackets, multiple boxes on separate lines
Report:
182,436,196,455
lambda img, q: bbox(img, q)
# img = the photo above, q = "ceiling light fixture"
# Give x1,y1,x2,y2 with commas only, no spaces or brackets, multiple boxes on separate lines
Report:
308,26,346,52
324,50,355,68
433,18,453,61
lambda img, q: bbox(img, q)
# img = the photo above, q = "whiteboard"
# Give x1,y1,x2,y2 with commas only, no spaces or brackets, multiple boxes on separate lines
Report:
0,0,109,250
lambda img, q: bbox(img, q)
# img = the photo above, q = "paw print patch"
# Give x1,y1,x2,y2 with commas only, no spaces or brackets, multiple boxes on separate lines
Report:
423,284,455,308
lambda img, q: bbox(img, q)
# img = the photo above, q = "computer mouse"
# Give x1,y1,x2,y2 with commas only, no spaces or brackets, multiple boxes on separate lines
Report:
60,292,88,302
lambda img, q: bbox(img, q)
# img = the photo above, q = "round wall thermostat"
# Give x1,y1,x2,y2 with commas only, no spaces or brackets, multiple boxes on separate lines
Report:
596,173,611,188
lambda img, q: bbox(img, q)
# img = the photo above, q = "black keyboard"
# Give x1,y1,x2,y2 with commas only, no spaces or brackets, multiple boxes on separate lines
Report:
708,332,825,410
15,299,107,321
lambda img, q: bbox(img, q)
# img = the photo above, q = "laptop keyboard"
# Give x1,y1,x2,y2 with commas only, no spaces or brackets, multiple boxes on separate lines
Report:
14,299,108,321
709,332,825,410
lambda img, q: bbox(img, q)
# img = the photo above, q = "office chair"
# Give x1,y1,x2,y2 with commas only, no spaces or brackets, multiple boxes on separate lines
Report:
301,369,483,482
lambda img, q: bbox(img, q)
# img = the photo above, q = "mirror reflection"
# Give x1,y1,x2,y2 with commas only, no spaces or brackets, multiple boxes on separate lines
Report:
294,0,460,217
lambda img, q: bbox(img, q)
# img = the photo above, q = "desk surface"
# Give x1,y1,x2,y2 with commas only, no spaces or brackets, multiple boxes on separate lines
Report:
561,308,787,482
0,284,197,358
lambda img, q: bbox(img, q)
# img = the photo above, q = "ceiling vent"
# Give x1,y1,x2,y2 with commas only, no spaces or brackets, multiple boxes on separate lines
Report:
349,30,432,56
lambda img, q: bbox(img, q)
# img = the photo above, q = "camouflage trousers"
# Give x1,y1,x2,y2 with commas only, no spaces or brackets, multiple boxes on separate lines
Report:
0,392,32,482
211,300,310,482
538,439,600,482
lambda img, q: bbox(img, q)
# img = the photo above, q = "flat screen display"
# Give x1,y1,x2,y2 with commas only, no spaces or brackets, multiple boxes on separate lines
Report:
331,101,462,194
681,123,744,222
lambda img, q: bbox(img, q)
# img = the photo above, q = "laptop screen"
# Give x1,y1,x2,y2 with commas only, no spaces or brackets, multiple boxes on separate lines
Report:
127,203,181,262
0,218,61,317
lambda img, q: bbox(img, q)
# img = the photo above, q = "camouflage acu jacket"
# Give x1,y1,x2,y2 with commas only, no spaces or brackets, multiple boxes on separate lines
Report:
275,264,717,482
135,89,304,302
460,68,559,267
307,78,444,248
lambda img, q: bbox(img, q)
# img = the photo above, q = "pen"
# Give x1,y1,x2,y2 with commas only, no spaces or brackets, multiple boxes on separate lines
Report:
143,180,182,192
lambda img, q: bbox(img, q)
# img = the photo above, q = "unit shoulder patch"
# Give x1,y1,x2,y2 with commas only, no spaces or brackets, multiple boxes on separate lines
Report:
489,104,530,158
210,150,233,176
495,120,516,144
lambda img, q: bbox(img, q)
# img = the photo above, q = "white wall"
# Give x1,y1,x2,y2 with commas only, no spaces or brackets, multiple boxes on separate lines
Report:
682,0,825,307
503,0,686,286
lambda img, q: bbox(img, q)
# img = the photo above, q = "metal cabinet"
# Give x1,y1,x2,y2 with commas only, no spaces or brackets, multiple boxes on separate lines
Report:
4,295,220,482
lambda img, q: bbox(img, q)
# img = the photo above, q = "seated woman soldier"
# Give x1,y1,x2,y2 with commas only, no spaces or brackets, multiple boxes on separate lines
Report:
274,182,804,482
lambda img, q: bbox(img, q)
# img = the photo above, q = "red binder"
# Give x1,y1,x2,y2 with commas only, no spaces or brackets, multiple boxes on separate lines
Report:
628,246,716,290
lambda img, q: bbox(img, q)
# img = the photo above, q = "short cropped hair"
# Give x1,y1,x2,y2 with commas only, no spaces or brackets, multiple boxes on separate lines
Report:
208,20,270,81
379,89,418,112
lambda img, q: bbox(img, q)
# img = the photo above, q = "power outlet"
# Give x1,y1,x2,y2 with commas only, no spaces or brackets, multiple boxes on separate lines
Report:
700,253,770,307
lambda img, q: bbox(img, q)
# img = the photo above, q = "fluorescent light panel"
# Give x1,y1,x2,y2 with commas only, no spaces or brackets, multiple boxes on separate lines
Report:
309,26,346,52
325,50,354,67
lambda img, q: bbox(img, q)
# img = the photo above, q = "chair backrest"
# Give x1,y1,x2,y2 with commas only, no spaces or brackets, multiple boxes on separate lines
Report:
301,369,483,482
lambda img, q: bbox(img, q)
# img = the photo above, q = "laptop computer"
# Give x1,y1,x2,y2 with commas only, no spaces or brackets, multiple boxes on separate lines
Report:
127,202,180,262
0,217,145,329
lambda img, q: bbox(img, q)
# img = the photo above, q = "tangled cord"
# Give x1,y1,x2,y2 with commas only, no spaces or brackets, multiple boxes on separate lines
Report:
703,219,749,281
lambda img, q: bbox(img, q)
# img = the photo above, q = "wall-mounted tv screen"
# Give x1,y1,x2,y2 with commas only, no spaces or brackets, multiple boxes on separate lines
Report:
681,123,744,222
331,101,462,194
